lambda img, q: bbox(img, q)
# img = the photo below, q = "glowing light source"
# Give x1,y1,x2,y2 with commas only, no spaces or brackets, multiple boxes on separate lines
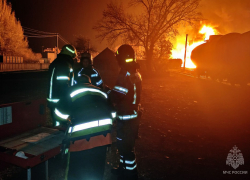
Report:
125,58,133,63
171,24,218,69
199,25,217,41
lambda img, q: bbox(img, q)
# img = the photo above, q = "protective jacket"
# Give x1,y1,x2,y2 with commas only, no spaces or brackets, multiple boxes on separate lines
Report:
54,83,113,152
47,54,74,104
76,66,103,88
109,69,142,117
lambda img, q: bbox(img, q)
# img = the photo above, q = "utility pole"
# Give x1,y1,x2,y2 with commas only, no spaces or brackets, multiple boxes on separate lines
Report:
56,33,59,54
88,40,90,53
184,34,188,70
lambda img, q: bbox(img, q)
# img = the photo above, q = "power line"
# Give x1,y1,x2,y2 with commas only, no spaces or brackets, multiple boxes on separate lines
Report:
22,26,57,35
59,35,70,44
60,35,70,43
23,26,71,48
24,31,57,36
59,36,68,44
24,35,57,38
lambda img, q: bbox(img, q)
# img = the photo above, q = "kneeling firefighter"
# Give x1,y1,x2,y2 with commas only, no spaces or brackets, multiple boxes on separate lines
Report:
53,75,115,180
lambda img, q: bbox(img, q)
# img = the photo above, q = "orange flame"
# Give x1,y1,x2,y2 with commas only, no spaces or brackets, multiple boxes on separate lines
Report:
172,25,218,68
199,25,218,40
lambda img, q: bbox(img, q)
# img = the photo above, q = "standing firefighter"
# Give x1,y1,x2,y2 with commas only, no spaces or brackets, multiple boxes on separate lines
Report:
76,52,104,88
110,44,142,180
54,75,114,180
47,44,77,124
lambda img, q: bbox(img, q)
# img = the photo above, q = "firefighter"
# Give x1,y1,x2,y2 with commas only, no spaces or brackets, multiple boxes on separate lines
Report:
75,52,104,89
47,44,77,125
110,44,142,180
53,74,114,180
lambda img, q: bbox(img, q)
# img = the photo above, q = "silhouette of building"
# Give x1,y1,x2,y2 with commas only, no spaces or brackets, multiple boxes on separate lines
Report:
93,47,119,76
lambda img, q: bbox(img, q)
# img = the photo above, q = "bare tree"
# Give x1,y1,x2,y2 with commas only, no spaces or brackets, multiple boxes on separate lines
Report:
0,0,41,61
154,35,172,61
74,35,97,54
94,0,201,71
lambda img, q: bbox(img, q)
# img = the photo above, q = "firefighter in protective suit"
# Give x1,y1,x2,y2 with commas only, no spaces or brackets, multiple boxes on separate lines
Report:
76,52,104,89
110,44,142,180
53,75,114,180
47,44,77,125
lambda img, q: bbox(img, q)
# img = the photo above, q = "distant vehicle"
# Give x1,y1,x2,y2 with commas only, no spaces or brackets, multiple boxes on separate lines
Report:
191,31,250,85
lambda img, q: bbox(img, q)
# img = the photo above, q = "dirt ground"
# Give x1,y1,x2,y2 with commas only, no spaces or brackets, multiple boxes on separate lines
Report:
0,71,250,180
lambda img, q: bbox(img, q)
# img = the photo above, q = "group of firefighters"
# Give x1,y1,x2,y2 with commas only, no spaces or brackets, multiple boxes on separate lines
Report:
47,44,142,180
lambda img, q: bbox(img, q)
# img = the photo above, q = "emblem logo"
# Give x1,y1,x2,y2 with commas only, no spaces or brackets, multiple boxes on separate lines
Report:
226,145,244,169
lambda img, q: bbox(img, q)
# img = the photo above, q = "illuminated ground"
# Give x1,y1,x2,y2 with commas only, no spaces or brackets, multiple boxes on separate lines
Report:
0,71,250,180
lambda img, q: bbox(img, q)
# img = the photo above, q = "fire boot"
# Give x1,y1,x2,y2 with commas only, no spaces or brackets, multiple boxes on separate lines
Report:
117,154,138,180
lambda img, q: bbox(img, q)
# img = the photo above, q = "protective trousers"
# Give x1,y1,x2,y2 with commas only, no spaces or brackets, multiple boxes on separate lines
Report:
116,118,139,178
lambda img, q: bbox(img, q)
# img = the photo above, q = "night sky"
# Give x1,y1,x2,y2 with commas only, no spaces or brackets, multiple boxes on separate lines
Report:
6,0,250,54
7,0,119,53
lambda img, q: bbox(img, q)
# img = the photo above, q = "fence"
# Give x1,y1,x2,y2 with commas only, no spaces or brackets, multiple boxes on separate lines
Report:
0,56,24,64
0,63,49,71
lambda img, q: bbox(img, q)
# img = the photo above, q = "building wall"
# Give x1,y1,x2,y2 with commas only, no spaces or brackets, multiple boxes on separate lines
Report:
93,48,119,75
47,53,57,63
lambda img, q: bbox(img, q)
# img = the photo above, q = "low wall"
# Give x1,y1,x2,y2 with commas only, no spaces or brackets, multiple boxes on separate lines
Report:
0,63,49,72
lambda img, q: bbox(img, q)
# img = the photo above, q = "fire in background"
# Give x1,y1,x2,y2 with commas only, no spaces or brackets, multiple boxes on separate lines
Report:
172,25,219,68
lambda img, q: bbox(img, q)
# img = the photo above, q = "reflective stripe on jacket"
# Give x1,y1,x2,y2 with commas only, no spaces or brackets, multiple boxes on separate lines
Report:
47,54,74,103
76,66,103,88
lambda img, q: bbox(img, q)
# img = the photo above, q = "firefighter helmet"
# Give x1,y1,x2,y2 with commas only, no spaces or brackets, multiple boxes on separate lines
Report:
60,44,77,58
80,52,92,65
116,44,136,67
